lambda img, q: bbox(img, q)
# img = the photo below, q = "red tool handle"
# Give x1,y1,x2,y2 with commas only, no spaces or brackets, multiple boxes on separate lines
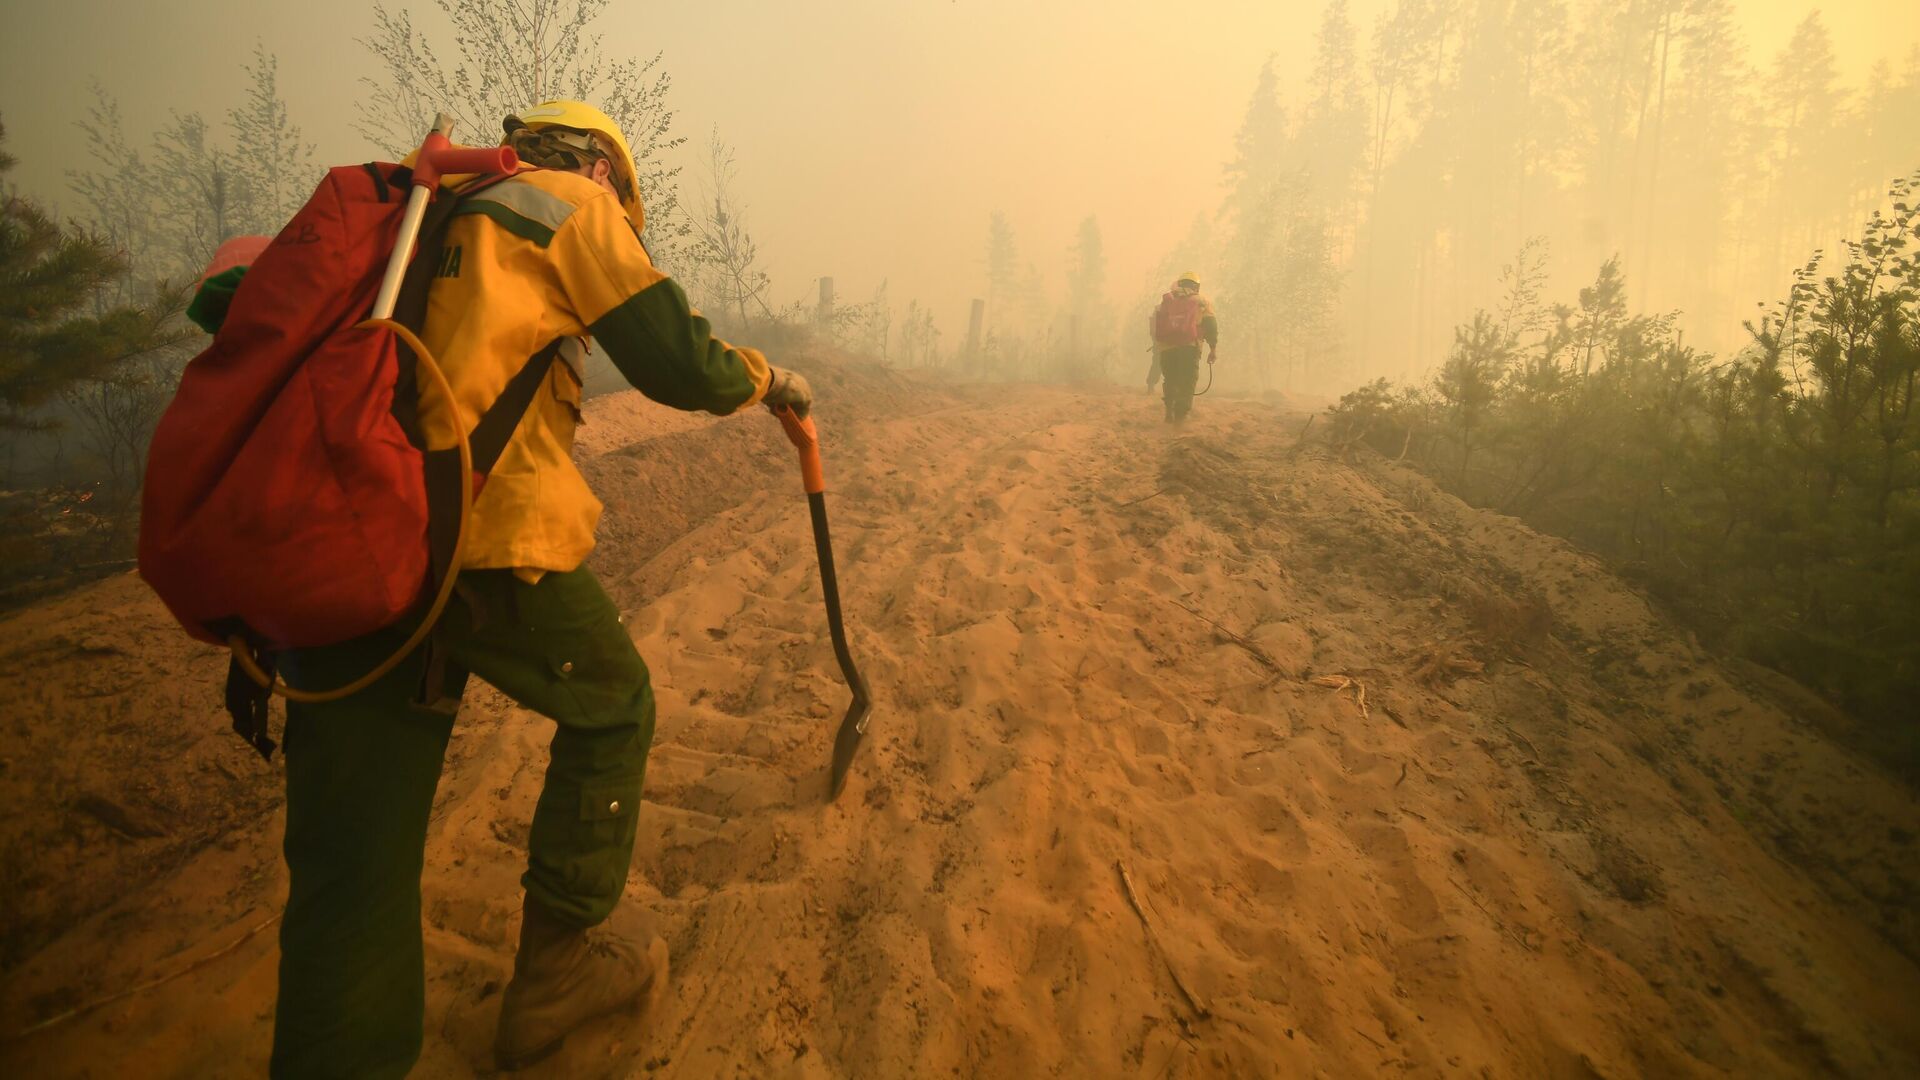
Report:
776,406,825,494
411,132,518,189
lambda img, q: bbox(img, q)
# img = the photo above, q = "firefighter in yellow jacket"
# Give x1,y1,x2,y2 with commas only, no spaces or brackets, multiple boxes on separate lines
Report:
270,102,810,1077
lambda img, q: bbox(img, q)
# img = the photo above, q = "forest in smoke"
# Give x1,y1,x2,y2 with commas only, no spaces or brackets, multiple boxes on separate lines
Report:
3,0,1917,761
1124,0,1920,394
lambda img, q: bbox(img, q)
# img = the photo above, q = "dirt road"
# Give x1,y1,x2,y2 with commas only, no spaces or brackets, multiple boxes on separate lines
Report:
3,370,1916,1077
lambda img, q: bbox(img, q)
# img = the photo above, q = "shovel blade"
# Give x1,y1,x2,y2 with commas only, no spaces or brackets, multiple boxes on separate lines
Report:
828,696,873,801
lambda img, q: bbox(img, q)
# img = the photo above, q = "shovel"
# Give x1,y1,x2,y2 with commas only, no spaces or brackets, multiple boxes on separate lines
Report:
775,405,874,801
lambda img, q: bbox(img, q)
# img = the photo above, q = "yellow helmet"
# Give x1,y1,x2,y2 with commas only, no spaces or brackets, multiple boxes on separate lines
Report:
1176,270,1201,288
506,100,645,225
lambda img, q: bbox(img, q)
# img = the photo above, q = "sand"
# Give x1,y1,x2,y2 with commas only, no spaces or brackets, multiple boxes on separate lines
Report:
2,364,1917,1077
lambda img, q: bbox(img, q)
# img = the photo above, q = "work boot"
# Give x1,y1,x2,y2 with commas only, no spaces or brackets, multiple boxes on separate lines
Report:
494,898,668,1070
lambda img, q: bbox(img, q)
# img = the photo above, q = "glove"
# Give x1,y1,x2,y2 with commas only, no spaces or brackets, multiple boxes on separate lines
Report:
763,366,813,418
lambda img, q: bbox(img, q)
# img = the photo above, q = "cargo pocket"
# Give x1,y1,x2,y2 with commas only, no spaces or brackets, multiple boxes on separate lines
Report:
552,340,586,427
556,774,641,904
543,617,649,730
579,776,639,823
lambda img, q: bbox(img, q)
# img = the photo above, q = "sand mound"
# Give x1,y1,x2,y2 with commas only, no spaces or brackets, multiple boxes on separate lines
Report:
2,369,1916,1077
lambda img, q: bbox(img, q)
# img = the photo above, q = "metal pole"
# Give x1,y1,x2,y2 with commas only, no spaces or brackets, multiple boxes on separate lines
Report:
369,114,457,321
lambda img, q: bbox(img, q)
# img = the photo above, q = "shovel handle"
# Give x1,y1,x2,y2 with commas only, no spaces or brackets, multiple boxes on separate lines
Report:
775,406,825,494
370,118,520,321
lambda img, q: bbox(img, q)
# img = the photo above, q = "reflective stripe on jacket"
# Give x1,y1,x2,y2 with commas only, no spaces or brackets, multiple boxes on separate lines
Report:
417,168,772,575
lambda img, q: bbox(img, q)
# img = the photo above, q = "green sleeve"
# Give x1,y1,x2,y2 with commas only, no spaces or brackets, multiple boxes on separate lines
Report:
186,266,249,334
1201,313,1219,348
587,277,765,415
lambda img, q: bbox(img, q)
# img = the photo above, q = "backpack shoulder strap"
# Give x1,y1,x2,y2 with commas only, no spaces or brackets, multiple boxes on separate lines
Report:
469,339,563,476
418,338,560,606
389,171,522,446
380,170,568,588
391,171,515,325
414,335,559,714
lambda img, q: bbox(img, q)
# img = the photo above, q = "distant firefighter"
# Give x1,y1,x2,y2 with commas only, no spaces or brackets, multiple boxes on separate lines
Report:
1147,271,1218,423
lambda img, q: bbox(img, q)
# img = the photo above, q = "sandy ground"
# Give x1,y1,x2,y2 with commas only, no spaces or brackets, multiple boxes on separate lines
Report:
2,365,1917,1077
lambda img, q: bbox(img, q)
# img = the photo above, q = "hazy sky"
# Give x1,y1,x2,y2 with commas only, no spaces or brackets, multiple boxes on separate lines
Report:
3,1,1917,342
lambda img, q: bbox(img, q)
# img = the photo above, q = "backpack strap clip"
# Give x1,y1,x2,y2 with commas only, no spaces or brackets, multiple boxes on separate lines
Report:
223,641,278,761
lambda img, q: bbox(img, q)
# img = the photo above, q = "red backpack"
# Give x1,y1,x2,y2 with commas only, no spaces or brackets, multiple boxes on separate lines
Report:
1152,291,1203,345
139,162,555,755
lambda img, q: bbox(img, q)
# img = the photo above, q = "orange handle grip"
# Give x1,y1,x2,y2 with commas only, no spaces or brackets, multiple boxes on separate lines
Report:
411,132,519,189
776,406,825,494
429,145,518,177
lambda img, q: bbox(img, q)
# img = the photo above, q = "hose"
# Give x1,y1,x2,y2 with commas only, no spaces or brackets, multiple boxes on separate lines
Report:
225,318,472,703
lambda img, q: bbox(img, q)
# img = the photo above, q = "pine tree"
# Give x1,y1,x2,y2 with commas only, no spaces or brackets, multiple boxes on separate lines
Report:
1507,0,1573,237
1763,13,1844,271
1,120,186,436
1357,0,1466,368
1015,260,1049,352
1436,310,1515,490
1065,217,1106,327
1219,59,1292,387
1223,57,1292,220
1658,0,1752,328
1300,0,1369,225
1064,216,1108,373
984,211,1018,337
1856,52,1920,220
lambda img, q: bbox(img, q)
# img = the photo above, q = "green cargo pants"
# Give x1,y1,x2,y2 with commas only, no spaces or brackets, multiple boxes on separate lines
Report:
268,567,654,1079
1160,345,1202,421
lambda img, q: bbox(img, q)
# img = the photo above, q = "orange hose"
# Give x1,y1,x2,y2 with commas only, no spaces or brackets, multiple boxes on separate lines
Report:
226,318,471,703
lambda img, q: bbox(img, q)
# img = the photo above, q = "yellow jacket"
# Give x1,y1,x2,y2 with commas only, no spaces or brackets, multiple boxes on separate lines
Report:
416,168,771,575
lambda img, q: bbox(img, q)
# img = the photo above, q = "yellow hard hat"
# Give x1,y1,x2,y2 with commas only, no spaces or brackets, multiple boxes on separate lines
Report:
1177,270,1201,287
507,100,645,226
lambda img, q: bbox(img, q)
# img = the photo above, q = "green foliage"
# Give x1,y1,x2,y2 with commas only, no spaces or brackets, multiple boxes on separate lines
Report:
1435,311,1515,484
0,120,187,436
1337,176,1920,767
